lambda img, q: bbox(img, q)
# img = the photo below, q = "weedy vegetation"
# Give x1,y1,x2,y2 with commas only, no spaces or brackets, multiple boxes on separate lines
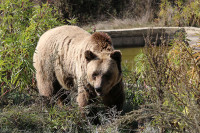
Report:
0,0,64,98
115,31,200,132
158,0,200,27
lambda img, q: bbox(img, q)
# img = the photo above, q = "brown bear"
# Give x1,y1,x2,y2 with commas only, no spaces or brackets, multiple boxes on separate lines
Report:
33,25,124,112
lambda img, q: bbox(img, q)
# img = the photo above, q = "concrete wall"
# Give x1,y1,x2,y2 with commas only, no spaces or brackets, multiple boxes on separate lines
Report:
98,27,200,48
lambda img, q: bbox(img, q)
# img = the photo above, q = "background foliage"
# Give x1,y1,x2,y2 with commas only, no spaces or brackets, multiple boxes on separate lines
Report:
159,0,200,26
0,0,63,100
34,0,200,27
34,0,160,24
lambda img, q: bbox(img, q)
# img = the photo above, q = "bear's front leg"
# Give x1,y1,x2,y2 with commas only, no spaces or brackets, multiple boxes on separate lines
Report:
76,87,90,115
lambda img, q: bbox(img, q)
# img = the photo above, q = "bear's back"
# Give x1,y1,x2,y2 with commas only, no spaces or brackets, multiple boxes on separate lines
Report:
34,25,91,69
33,25,90,79
36,25,90,50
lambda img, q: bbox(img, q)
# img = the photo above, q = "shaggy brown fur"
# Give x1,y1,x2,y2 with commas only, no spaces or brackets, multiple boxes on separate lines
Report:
91,32,113,52
33,25,124,113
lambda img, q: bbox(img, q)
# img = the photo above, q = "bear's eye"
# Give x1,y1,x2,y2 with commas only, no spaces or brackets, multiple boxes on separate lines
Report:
92,72,99,80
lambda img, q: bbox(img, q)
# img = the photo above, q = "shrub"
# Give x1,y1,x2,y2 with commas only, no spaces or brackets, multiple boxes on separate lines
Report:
0,0,64,100
113,31,200,132
159,0,200,27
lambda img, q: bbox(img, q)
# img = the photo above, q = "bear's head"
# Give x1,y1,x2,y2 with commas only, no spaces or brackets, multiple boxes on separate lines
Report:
85,50,122,96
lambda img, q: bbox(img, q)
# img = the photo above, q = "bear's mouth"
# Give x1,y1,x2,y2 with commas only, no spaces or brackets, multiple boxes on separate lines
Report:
95,91,103,97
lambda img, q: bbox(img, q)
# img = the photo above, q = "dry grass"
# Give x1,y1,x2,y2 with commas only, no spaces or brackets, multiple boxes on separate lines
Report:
82,13,162,31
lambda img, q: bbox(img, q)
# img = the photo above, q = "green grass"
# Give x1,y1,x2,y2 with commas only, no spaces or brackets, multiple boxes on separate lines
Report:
0,66,143,132
0,90,84,132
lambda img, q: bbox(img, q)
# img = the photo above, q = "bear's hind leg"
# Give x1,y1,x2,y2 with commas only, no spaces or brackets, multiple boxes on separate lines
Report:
36,71,55,97
36,72,69,106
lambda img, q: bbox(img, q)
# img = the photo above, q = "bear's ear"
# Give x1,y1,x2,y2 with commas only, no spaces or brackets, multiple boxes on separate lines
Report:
85,50,97,62
110,50,122,63
110,50,122,73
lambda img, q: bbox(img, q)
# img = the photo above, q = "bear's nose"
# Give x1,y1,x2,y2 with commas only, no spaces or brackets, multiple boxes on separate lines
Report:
95,87,102,93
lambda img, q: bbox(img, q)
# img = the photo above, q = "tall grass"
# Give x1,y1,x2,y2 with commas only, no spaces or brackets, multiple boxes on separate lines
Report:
113,31,200,132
